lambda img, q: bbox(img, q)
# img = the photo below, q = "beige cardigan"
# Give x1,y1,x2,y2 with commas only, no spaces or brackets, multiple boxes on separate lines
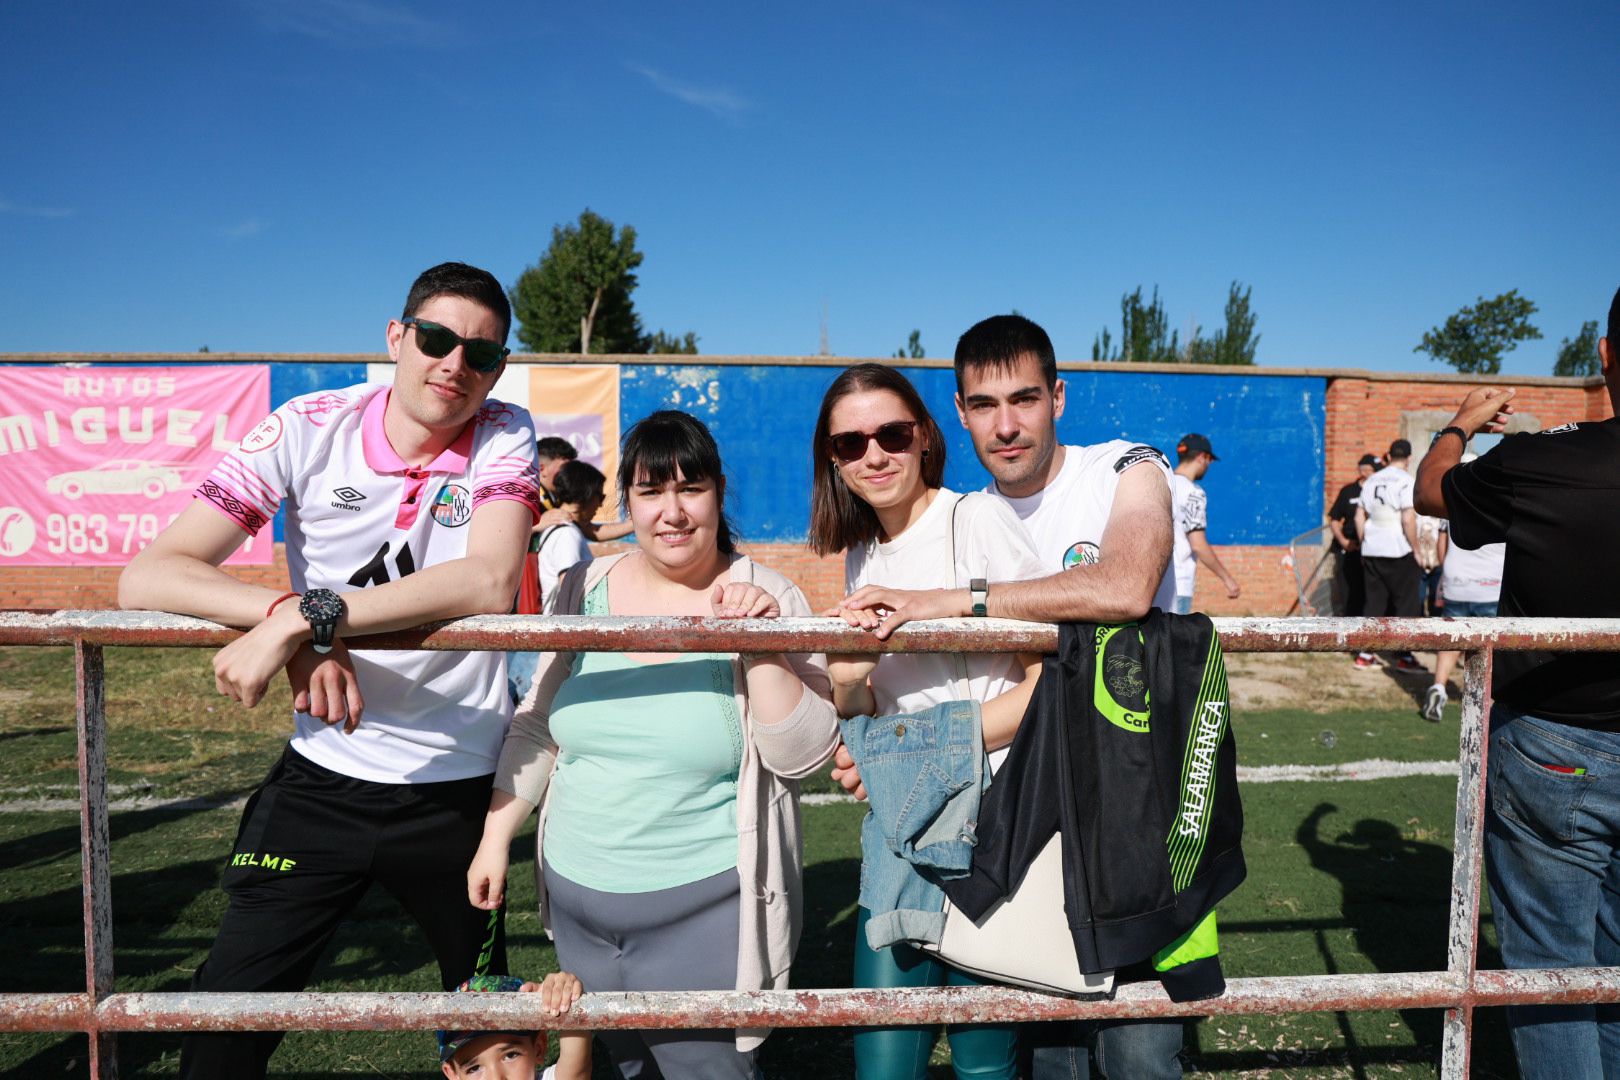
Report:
494,551,840,1052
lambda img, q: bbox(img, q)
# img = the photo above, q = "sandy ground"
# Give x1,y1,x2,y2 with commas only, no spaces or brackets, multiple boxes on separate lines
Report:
1226,649,1453,714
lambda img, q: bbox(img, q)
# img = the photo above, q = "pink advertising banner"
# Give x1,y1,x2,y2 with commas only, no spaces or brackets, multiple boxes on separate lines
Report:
0,366,273,566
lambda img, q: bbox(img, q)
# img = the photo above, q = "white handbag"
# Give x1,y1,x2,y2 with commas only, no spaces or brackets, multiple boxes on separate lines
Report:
912,495,1115,997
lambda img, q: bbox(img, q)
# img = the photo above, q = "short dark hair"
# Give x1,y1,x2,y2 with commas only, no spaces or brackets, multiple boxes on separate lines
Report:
402,262,512,343
1608,285,1620,347
535,437,578,463
953,314,1057,394
808,364,947,557
618,410,737,554
552,460,605,507
1388,438,1412,461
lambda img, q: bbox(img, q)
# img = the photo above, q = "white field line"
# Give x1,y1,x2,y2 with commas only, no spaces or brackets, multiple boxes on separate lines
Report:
0,759,1458,813
801,758,1459,806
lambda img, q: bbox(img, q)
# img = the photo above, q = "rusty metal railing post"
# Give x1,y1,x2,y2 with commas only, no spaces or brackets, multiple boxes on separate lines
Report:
1440,647,1494,1079
75,639,117,1080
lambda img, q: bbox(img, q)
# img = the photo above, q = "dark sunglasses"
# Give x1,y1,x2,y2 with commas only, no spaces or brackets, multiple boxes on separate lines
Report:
828,420,918,463
401,317,510,374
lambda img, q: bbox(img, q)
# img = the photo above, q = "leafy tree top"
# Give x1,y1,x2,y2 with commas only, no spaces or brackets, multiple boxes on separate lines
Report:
1415,290,1541,375
1553,320,1600,377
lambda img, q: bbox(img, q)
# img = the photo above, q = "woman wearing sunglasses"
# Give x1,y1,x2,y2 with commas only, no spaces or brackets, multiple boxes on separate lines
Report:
469,410,839,1080
810,364,1045,1080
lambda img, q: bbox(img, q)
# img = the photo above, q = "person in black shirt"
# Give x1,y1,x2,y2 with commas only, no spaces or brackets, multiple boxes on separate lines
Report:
1327,453,1378,618
1414,285,1620,1078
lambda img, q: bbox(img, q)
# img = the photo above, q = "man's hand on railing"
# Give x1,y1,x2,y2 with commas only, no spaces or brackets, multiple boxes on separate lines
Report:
838,585,969,639
289,640,364,734
212,605,311,709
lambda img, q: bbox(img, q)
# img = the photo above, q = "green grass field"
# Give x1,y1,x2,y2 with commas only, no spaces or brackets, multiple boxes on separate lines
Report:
0,647,1521,1078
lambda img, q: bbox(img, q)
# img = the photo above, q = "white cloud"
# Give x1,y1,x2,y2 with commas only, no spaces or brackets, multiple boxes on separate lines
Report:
0,195,74,219
240,0,462,47
627,63,756,122
219,218,269,240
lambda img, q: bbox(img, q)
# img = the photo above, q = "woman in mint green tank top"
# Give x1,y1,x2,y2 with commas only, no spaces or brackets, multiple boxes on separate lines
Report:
470,411,840,1079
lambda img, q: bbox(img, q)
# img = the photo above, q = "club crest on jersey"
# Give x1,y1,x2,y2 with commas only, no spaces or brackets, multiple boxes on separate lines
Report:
1094,625,1150,734
239,414,283,454
431,484,472,527
1063,541,1101,569
1114,445,1168,473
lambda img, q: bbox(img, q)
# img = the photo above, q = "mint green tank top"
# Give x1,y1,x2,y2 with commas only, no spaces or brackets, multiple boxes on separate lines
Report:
542,577,743,892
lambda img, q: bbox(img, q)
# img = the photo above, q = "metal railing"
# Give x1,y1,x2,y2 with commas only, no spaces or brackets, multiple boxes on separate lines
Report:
4,611,1620,1079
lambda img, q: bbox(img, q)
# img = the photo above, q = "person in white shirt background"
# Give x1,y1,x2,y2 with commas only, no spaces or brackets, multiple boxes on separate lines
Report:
1168,432,1241,614
1354,438,1424,671
1423,454,1507,722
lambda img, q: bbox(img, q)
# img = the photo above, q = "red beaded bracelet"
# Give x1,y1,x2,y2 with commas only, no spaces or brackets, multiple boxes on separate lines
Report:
266,591,301,619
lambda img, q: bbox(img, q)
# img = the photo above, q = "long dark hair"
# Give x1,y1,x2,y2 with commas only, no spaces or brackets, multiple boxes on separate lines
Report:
618,410,737,554
808,364,946,556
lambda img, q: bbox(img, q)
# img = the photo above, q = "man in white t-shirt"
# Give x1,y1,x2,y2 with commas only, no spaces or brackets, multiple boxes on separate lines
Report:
1353,438,1424,671
840,314,1182,1079
1169,433,1241,613
119,263,542,1079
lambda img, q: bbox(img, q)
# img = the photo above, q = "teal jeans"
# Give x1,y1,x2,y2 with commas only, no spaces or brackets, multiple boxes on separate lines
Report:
851,906,1017,1080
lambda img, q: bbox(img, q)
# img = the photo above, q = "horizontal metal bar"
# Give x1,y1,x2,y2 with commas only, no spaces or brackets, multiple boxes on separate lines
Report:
3,611,1620,653
6,969,1620,1034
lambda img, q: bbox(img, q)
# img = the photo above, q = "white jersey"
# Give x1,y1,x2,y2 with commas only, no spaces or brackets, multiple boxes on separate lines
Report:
1360,465,1415,559
990,442,1178,613
1440,522,1505,603
845,489,1045,769
199,383,542,784
1169,472,1208,596
535,522,593,602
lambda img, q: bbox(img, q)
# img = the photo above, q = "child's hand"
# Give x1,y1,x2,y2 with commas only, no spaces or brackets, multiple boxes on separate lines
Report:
523,971,584,1017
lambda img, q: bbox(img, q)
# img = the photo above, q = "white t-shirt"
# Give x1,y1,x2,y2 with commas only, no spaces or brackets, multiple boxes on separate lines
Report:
199,383,542,783
1359,464,1415,559
991,442,1178,613
535,523,593,602
1440,522,1505,603
844,489,1046,731
1169,472,1208,596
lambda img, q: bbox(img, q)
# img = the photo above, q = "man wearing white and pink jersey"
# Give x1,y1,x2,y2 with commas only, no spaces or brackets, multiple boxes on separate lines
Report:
119,262,541,1080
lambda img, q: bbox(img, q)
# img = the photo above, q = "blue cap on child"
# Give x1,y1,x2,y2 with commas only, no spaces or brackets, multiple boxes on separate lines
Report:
437,974,545,1062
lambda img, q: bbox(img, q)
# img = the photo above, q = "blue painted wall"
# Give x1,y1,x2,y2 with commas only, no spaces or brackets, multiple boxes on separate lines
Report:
618,365,1325,546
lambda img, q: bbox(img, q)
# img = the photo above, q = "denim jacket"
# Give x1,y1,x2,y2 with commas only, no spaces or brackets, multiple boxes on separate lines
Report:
840,700,987,950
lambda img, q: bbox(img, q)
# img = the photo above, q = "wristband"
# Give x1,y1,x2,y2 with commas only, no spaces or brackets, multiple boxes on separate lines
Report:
265,591,301,619
1432,426,1467,448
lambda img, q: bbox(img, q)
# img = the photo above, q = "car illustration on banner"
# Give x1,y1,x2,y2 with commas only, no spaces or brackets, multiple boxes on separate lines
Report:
45,460,187,500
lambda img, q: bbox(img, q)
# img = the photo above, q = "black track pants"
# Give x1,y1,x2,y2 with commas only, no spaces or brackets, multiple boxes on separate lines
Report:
179,746,507,1080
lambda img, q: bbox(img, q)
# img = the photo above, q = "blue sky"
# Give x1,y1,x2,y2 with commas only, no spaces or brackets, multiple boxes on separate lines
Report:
3,1,1617,374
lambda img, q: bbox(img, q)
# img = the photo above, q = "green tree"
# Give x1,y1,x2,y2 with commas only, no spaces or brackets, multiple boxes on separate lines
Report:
1186,282,1259,366
893,330,924,359
1414,290,1541,375
647,330,701,355
510,209,659,354
1093,286,1178,363
1552,320,1600,377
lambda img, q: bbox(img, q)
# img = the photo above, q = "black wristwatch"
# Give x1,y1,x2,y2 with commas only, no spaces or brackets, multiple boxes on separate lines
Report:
1432,426,1468,448
970,578,989,618
298,588,346,654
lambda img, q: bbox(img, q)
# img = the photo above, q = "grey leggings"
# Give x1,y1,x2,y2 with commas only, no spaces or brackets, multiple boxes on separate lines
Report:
544,860,756,1080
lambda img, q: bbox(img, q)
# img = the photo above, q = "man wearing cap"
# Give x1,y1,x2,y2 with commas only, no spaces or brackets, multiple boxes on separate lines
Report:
1327,454,1379,620
1355,439,1424,670
1169,433,1241,613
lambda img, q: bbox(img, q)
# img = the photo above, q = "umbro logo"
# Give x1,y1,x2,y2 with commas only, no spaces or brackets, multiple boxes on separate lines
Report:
330,486,367,512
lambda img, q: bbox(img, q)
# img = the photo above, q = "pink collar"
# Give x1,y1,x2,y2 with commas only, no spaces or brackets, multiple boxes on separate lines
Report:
361,387,475,475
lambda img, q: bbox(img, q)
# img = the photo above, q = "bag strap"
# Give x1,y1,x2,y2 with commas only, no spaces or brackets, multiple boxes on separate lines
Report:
946,493,974,702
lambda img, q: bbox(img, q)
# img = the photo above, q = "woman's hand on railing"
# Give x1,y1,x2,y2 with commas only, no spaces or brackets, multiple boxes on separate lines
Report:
710,582,781,619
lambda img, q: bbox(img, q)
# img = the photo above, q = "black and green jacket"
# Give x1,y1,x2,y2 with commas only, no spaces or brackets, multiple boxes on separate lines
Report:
941,612,1244,1001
